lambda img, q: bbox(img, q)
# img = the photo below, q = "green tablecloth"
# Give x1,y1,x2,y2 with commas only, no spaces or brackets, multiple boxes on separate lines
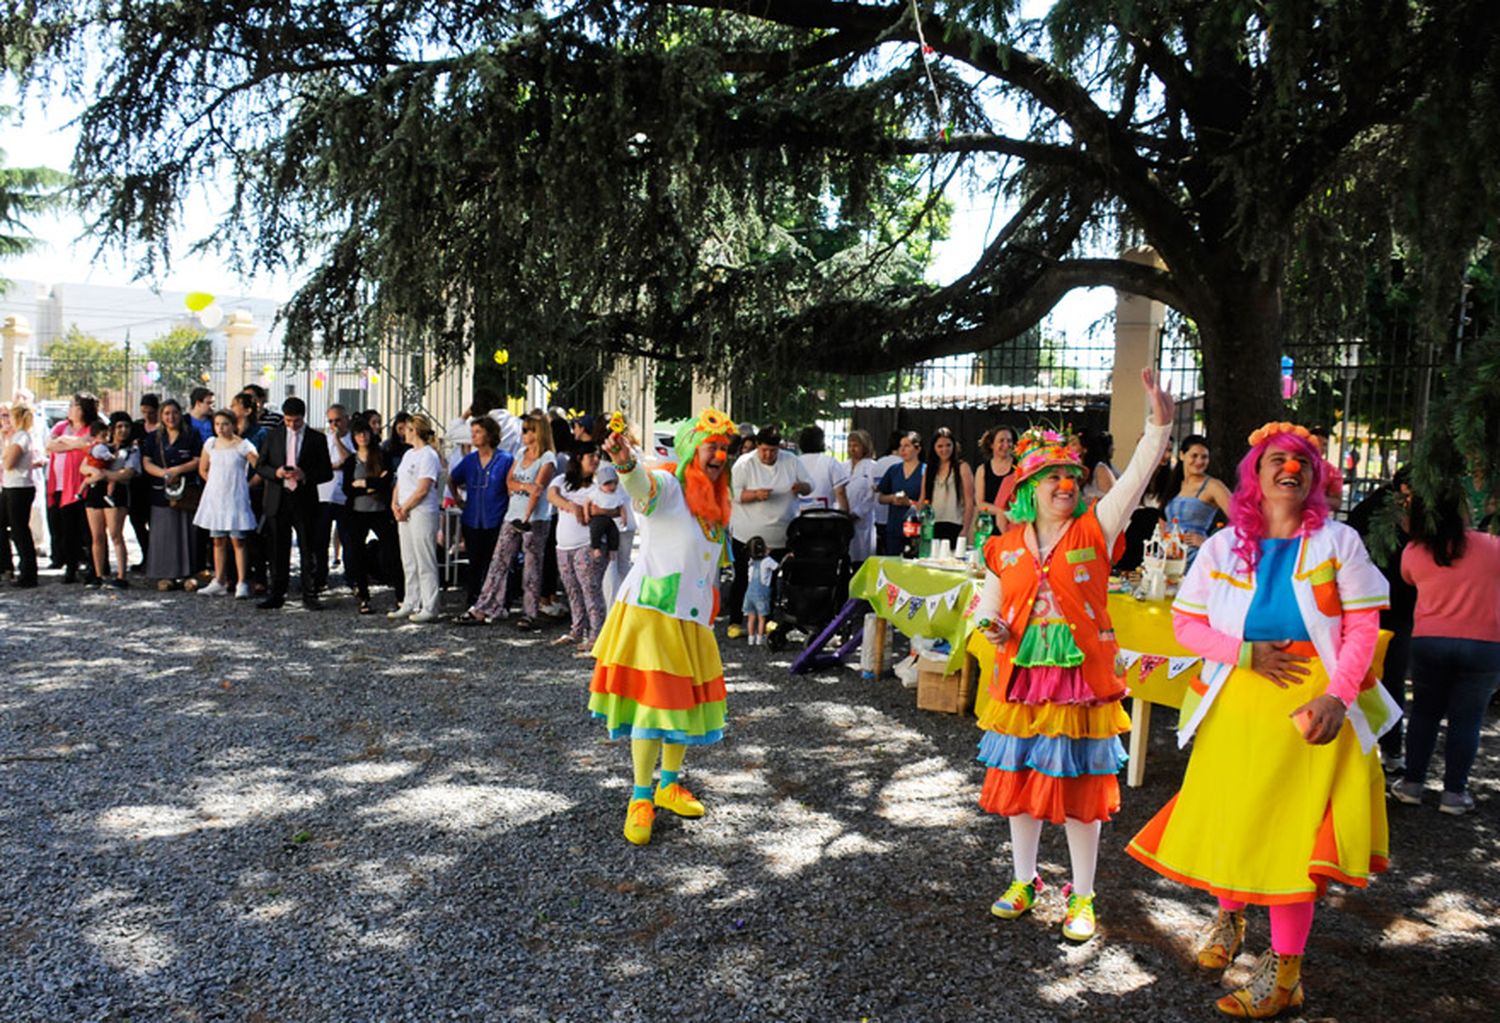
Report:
849,556,982,674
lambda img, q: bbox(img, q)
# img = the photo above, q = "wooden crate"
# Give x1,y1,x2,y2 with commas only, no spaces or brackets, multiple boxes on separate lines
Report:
916,654,973,714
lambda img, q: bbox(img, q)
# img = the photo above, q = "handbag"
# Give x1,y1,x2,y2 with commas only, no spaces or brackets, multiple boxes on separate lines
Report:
159,432,202,514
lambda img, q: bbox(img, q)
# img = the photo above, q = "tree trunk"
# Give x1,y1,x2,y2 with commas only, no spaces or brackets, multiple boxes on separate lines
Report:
1195,275,1286,465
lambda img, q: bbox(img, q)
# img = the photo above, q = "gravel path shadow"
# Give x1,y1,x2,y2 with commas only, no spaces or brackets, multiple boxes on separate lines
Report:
2,583,1497,1022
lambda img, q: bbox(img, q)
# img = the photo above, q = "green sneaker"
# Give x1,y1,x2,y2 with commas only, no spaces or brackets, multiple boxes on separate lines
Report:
990,876,1044,920
1061,884,1097,942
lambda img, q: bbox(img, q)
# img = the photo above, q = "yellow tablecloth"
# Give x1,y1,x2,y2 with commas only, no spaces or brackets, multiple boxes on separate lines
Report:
970,593,1194,719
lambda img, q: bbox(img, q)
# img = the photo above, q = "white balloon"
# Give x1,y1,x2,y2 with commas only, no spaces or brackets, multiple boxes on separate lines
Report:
198,303,225,329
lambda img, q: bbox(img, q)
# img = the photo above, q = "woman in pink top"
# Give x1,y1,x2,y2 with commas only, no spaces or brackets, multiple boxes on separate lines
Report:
1391,490,1500,816
44,392,100,583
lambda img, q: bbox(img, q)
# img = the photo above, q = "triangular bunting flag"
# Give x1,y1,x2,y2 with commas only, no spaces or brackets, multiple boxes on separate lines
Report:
944,587,961,610
877,568,889,592
885,583,900,608
906,596,926,621
1117,649,1143,672
963,592,982,618
1137,654,1169,678
1167,655,1199,680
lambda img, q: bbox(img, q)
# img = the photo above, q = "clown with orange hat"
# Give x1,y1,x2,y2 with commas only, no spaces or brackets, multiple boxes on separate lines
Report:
590,408,737,846
972,370,1174,942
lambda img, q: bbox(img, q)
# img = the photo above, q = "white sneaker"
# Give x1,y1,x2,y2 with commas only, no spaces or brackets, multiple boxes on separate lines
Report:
408,611,438,624
234,583,252,599
387,607,413,620
539,602,568,618
199,579,228,596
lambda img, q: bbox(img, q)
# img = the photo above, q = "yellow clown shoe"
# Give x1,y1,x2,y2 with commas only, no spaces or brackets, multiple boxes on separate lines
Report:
990,876,1044,920
654,782,705,818
623,799,655,846
1216,951,1304,1019
1060,884,1096,943
1198,909,1247,970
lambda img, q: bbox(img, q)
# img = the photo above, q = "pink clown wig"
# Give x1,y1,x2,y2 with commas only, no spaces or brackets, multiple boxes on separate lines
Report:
1227,431,1330,573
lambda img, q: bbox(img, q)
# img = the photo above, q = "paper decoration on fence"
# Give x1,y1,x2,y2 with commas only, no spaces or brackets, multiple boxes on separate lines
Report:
493,349,509,366
1167,656,1200,680
1137,654,1169,678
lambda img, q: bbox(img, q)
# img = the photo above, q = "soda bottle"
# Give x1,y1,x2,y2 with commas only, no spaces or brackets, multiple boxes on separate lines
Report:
973,511,994,555
919,504,935,559
902,504,921,559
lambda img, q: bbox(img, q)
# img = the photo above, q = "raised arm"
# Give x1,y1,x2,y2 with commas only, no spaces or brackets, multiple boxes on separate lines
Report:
1096,369,1174,544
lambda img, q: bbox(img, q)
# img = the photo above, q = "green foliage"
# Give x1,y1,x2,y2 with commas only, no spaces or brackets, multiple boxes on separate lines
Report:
42,325,126,398
0,125,70,290
145,325,212,401
10,2,1500,454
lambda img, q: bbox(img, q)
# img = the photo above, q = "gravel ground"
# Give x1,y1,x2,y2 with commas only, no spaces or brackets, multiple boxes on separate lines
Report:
2,575,1497,1023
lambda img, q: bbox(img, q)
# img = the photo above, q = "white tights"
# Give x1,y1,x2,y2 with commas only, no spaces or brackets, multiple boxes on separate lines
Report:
1007,814,1101,897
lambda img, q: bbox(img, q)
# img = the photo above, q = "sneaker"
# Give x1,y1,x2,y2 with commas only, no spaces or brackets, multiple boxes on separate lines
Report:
654,782,705,818
1382,754,1406,775
1440,790,1475,816
1060,885,1097,943
539,602,567,618
408,611,438,624
386,607,413,620
199,579,228,596
235,583,252,599
106,577,129,590
1390,779,1425,805
1214,950,1303,1019
623,798,655,846
1197,909,1246,969
726,624,745,639
990,876,1044,920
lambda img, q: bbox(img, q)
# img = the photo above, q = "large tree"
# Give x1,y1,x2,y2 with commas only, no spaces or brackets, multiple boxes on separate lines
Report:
6,2,1498,448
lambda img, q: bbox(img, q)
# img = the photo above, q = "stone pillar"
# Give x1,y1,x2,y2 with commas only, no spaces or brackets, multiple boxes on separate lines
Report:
602,356,657,445
2,315,33,401
222,310,257,398
1110,247,1167,466
690,370,732,420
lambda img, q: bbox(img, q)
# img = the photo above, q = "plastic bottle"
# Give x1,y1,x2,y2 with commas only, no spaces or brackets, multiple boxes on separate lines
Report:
902,504,922,559
973,511,994,554
918,504,935,559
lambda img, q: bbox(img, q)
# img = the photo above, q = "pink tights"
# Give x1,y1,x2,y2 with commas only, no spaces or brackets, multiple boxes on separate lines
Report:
1217,898,1315,956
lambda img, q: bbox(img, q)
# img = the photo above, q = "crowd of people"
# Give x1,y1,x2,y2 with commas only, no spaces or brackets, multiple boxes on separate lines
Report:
1,377,1496,1020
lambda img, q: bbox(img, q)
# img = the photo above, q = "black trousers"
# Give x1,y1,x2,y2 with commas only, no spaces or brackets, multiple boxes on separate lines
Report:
313,502,356,591
1380,625,1412,760
462,524,501,606
128,477,152,563
265,499,321,599
0,486,39,581
346,510,402,603
49,495,89,577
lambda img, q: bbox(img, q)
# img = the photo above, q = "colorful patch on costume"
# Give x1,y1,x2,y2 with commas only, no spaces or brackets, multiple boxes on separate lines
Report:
1066,547,1096,564
637,573,681,615
1073,566,1091,584
1000,548,1024,568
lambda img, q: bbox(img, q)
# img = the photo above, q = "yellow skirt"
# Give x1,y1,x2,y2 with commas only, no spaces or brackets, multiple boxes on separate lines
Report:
1127,653,1388,905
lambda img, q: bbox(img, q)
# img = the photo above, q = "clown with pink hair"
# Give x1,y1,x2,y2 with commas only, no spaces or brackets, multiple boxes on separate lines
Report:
1127,421,1399,1020
973,370,1174,944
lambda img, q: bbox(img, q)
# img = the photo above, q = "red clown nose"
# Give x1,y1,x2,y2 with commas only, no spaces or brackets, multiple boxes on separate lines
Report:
1281,458,1302,475
1056,478,1077,494
709,450,728,467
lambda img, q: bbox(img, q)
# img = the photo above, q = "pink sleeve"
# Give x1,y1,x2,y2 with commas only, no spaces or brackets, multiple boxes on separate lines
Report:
1172,610,1245,666
1327,609,1381,706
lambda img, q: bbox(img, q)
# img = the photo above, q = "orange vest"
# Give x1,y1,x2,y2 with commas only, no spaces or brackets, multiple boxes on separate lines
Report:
982,507,1124,701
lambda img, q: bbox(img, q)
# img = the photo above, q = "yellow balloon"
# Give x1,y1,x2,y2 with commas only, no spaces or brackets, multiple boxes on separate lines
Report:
185,291,215,312
201,372,212,383
493,349,509,366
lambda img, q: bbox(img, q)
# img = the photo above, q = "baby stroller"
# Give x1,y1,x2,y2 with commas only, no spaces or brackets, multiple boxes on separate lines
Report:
767,508,855,653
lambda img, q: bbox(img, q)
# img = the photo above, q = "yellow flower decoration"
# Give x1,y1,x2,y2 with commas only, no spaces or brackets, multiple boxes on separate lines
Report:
695,408,736,437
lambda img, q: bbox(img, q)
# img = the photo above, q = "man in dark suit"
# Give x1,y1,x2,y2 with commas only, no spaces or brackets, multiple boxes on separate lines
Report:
255,397,334,609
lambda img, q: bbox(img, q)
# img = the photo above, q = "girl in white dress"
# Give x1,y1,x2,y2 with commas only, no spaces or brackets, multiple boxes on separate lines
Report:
193,410,260,597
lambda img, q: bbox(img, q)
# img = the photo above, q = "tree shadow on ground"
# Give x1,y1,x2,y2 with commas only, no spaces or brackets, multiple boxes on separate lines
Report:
1,586,1497,1021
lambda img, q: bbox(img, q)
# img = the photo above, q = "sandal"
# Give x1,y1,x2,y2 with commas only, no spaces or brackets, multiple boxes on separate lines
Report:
514,616,535,631
358,599,373,615
452,611,489,625
551,633,581,647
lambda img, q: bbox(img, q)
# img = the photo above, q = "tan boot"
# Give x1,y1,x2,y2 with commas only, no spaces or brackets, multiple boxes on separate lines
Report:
1216,951,1304,1019
1197,909,1246,969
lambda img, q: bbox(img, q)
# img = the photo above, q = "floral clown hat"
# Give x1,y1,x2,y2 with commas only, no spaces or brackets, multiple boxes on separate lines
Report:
672,407,737,482
1012,426,1085,486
